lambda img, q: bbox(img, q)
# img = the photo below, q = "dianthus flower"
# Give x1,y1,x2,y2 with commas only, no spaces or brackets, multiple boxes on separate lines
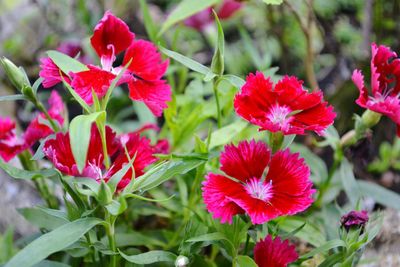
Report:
254,235,298,267
352,43,400,135
40,11,171,116
0,117,25,161
202,140,314,224
234,72,336,135
43,124,156,189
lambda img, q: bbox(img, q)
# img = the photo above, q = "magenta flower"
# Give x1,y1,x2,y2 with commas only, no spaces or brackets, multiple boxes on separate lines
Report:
254,235,298,267
352,43,400,135
202,140,315,224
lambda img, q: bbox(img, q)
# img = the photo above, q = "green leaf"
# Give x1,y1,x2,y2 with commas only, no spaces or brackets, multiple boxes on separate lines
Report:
32,260,71,267
46,50,87,75
300,239,346,259
222,74,245,88
159,46,215,77
278,217,326,247
210,10,225,76
5,218,102,267
186,232,226,243
119,250,176,264
139,0,158,43
19,207,69,230
0,94,27,102
69,112,106,173
358,180,400,211
159,0,220,35
262,0,283,4
0,160,57,180
114,232,165,247
339,159,361,208
208,120,247,149
132,159,205,192
234,256,258,267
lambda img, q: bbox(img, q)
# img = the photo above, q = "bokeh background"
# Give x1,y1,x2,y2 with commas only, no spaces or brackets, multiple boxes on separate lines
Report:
1,0,400,265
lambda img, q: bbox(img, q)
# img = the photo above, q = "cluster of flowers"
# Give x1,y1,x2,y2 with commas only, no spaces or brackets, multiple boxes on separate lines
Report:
1,8,395,265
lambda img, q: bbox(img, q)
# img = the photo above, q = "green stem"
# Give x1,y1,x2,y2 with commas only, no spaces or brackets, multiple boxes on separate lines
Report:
98,121,110,169
269,131,284,153
37,102,60,132
105,212,117,267
213,79,222,128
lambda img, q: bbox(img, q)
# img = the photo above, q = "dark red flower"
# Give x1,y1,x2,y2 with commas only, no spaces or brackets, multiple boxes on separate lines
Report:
340,210,369,231
184,0,243,30
254,235,299,267
202,140,314,224
234,72,336,135
43,124,156,189
0,117,25,161
352,43,400,136
24,91,65,147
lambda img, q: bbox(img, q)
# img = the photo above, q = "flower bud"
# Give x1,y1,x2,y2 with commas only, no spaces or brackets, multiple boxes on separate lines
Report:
340,210,369,232
97,180,113,205
361,110,381,128
175,255,189,267
0,57,30,91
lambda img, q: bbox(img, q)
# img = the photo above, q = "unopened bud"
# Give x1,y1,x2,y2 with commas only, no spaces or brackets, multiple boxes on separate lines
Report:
361,110,381,128
340,210,369,232
0,57,30,91
97,180,113,205
175,255,189,267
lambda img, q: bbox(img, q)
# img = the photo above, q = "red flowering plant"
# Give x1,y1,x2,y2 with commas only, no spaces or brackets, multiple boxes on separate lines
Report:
0,2,394,267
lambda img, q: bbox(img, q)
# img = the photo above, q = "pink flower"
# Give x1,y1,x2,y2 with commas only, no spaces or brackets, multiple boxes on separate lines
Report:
234,72,336,136
0,117,25,161
352,43,400,135
43,124,156,189
39,57,70,88
24,91,65,147
202,140,314,224
184,0,243,31
254,235,299,267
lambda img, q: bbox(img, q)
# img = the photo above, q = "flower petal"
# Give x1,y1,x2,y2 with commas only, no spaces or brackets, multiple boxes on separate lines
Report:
90,11,134,66
202,173,245,224
0,117,25,161
39,57,70,88
220,140,271,182
254,235,298,267
127,79,171,117
123,40,169,81
70,65,117,105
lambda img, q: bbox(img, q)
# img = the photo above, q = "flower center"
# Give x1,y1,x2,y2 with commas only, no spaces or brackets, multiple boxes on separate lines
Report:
266,105,292,127
244,178,273,202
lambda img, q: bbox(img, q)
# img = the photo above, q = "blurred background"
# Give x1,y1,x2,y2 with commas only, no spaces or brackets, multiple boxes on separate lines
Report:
1,0,400,265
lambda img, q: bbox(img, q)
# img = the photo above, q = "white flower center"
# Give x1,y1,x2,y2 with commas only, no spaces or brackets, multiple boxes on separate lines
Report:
266,105,292,127
244,178,273,202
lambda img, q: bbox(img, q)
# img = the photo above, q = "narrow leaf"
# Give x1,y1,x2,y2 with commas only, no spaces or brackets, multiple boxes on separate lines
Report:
299,239,346,259
69,112,106,173
0,94,27,102
0,160,57,180
358,180,400,211
339,159,361,208
159,0,220,35
5,218,102,267
119,250,176,264
47,50,87,75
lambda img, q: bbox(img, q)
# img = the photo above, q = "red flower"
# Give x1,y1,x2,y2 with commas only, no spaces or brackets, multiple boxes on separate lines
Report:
43,124,156,189
0,117,25,161
202,140,314,224
24,91,65,147
234,72,336,136
352,43,400,135
254,235,298,267
184,0,243,30
71,11,170,116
